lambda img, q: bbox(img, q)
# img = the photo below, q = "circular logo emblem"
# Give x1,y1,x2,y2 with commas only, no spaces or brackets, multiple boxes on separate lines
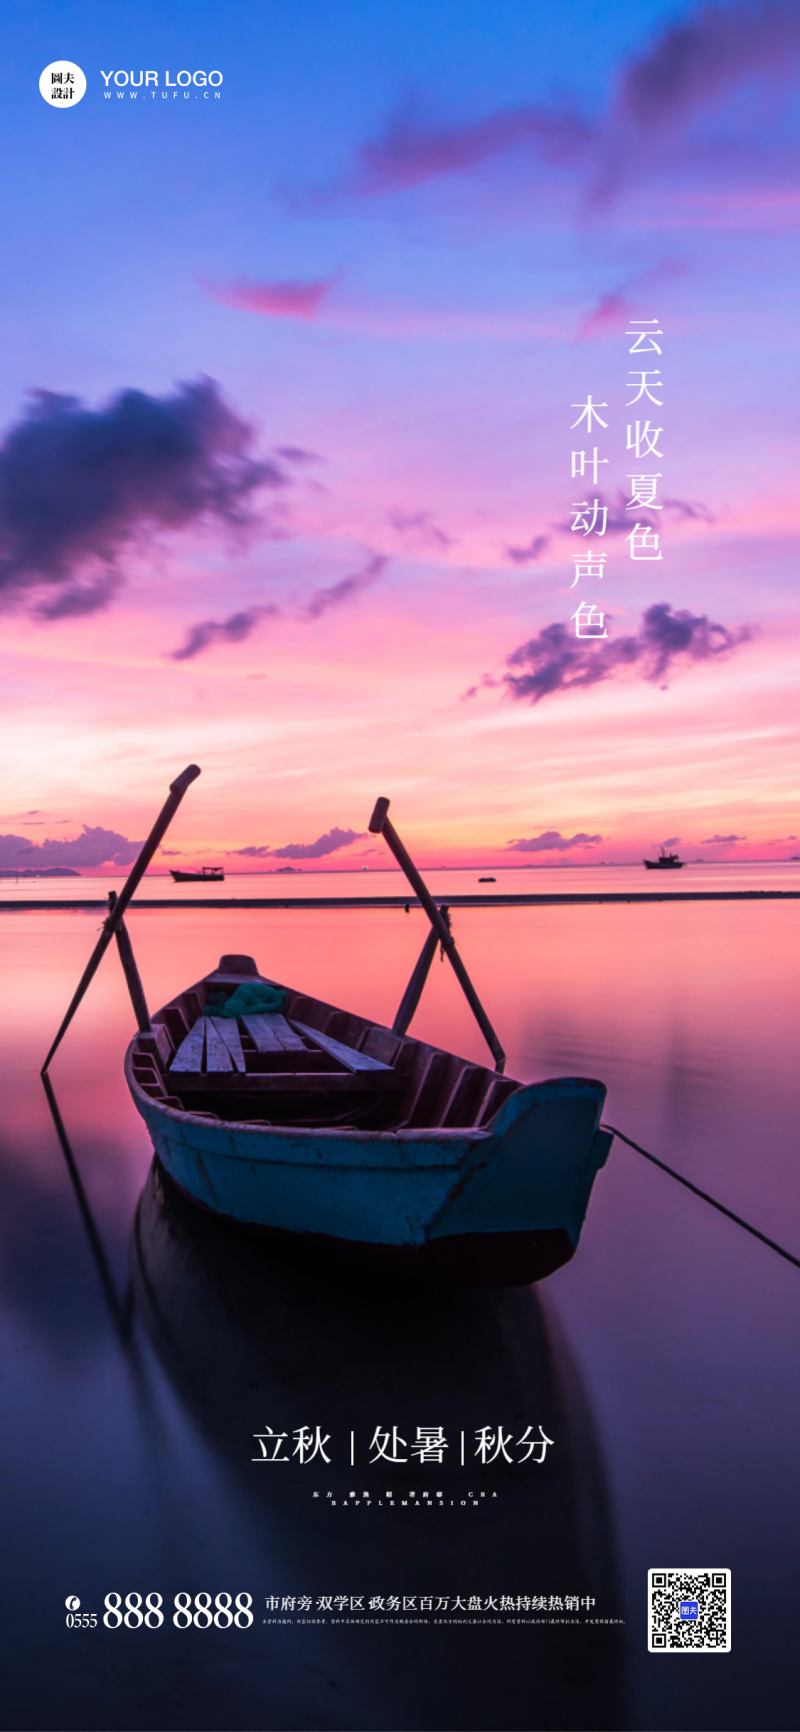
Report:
65,1595,80,1611
39,62,86,107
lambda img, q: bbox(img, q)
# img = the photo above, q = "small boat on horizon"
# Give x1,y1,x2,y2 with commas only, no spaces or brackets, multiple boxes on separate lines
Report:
170,865,225,883
643,848,685,870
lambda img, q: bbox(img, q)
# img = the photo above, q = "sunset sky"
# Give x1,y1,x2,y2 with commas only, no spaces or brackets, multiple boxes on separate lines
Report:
1,0,798,868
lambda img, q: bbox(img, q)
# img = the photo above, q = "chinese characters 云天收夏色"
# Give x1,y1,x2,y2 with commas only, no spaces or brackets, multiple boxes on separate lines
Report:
568,318,666,639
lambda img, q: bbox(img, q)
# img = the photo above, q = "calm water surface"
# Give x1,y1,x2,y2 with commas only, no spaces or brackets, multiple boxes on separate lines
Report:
1,894,798,1730
2,860,800,899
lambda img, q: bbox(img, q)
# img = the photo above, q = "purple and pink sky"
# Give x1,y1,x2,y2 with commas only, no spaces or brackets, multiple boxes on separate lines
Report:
1,0,798,869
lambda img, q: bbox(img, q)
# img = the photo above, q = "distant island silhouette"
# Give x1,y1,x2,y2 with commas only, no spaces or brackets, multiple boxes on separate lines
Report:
0,867,81,878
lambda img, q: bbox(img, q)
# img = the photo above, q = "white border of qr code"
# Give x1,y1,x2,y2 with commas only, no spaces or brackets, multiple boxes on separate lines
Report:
648,1569,731,1653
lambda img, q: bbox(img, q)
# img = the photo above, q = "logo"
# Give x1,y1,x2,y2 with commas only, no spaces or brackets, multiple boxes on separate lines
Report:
679,1600,699,1620
99,70,223,97
40,62,86,106
65,1595,81,1611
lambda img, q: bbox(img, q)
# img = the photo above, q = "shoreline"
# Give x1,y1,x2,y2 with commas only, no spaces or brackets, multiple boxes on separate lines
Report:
2,890,799,912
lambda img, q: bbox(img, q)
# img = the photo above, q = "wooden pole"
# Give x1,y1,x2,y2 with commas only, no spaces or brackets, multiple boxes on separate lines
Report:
108,891,151,1033
369,798,506,1071
41,764,200,1073
392,923,440,1036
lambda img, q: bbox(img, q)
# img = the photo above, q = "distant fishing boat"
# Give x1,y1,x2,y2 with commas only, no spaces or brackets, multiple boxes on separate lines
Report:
170,866,224,883
479,876,496,883
126,953,612,1287
643,849,684,870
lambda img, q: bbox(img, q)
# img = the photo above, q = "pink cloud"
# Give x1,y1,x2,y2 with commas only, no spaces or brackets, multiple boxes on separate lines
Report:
206,275,565,341
576,291,634,341
576,262,687,340
625,189,800,231
204,275,339,319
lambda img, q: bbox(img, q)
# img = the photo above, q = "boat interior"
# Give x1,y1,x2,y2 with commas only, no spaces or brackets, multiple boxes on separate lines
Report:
128,954,521,1132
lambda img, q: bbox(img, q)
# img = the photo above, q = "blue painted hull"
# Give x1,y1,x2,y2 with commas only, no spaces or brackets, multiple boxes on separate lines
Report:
128,1061,612,1285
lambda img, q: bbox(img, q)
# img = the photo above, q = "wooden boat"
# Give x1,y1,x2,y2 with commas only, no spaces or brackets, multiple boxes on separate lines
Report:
126,951,613,1287
42,769,613,1289
643,848,684,870
169,865,224,882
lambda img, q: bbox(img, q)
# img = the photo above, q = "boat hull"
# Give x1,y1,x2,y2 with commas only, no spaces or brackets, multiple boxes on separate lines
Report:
131,1076,612,1287
155,1166,577,1285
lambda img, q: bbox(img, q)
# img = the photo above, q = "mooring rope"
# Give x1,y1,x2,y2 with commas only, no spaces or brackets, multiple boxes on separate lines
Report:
603,1125,800,1271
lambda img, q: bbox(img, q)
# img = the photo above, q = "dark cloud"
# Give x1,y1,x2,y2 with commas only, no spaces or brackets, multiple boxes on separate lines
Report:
701,832,747,844
0,825,143,868
271,828,366,861
169,604,279,662
38,572,124,619
227,828,365,861
618,1,800,131
305,554,388,619
389,510,455,549
313,7,800,206
331,95,592,199
0,378,280,617
504,535,550,565
276,446,323,464
506,831,603,854
662,836,681,846
204,276,338,319
170,555,389,657
503,602,753,704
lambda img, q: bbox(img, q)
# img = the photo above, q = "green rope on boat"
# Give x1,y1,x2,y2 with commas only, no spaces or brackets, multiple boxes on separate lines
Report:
210,981,287,1018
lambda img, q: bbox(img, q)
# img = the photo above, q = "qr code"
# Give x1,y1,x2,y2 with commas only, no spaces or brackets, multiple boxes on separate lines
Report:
648,1569,730,1652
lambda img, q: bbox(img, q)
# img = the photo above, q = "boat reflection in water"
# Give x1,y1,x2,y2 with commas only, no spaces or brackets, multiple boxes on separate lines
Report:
132,1159,625,1731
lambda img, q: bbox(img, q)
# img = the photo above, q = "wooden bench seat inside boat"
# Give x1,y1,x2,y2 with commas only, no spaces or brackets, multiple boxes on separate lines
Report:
132,953,521,1130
